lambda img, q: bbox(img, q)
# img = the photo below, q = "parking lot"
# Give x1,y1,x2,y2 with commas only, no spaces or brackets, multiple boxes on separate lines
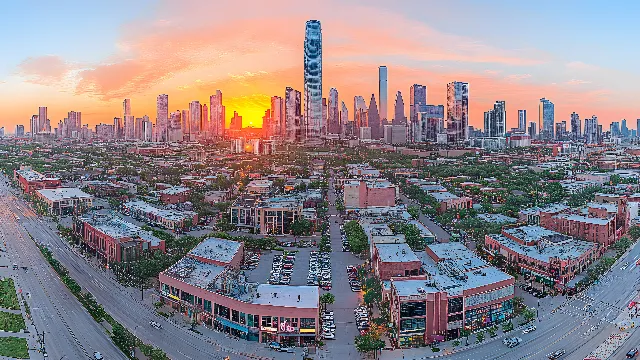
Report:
245,248,317,287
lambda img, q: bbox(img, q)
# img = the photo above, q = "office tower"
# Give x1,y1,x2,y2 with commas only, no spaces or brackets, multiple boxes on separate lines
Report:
66,111,81,138
484,101,506,137
584,115,598,144
270,96,285,138
189,101,201,135
154,94,168,142
528,122,537,139
393,91,406,125
597,124,603,143
169,111,182,142
538,98,554,140
142,118,154,142
29,115,38,136
15,125,25,137
518,110,527,132
621,119,629,137
340,101,348,137
368,94,381,139
262,109,271,138
379,66,388,122
321,98,328,135
303,20,322,141
353,96,367,132
570,112,581,140
555,121,567,140
181,110,190,139
409,84,427,126
210,90,225,138
201,104,208,135
328,88,339,135
610,121,620,137
415,105,444,142
285,87,302,142
134,117,143,140
446,81,469,144
230,111,243,131
38,107,47,133
637,119,640,137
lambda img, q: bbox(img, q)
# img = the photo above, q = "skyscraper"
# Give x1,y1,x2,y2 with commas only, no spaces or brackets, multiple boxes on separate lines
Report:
528,122,537,139
353,96,367,132
328,88,340,135
322,98,328,135
416,105,444,142
270,96,285,138
169,111,182,142
38,107,47,133
210,91,225,139
155,94,168,142
30,115,38,136
379,66,388,122
637,119,640,138
368,94,381,139
285,87,302,142
230,111,243,131
518,110,527,132
15,125,24,137
340,101,348,137
393,91,406,125
538,98,555,140
189,101,201,137
202,104,208,135
113,117,123,139
181,110,190,140
570,112,581,140
409,85,427,125
584,115,598,144
303,20,322,141
621,119,629,137
446,81,469,144
484,101,506,137
610,121,620,137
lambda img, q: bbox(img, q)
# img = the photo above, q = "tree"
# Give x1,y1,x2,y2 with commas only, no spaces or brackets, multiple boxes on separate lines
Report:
320,292,335,311
629,226,640,241
502,321,513,333
521,307,536,324
363,277,382,307
291,218,313,236
512,296,526,315
111,322,137,353
475,330,485,343
354,332,385,356
407,205,420,220
393,223,424,251
344,220,368,255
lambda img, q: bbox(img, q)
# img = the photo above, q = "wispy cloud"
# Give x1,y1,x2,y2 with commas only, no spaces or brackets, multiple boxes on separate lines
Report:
17,55,74,85
565,79,592,85
566,61,599,71
505,74,532,81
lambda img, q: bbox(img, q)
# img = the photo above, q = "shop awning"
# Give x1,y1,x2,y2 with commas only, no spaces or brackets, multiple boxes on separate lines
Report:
280,333,317,337
216,317,248,333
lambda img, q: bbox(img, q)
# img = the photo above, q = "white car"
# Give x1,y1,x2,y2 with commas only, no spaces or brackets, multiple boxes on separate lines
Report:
149,320,162,329
322,332,335,339
522,325,536,334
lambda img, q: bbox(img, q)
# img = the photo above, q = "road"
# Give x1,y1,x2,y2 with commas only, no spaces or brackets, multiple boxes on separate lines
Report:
0,180,124,360
382,236,640,360
0,176,288,360
399,194,450,242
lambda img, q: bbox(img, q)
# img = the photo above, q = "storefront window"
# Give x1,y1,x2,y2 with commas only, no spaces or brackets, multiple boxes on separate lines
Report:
400,301,426,318
464,299,513,331
232,310,239,323
239,312,246,325
261,316,272,328
448,297,463,314
400,318,425,332
204,300,212,313
447,313,462,322
180,291,194,304
214,304,230,319
300,318,316,329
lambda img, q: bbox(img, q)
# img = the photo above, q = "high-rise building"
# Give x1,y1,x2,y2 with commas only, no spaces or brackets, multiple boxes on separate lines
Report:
353,96,367,132
303,20,322,141
528,122,537,139
66,111,81,138
270,96,285,138
202,104,208,135
368,94,381,139
610,121,621,137
142,117,154,142
538,98,554,140
379,66,388,122
29,115,38,137
285,87,302,142
322,98,328,135
210,91,225,138
262,109,271,138
15,125,25,137
122,99,134,140
415,105,444,142
555,121,567,140
637,119,640,137
570,112,581,140
169,111,182,142
621,119,629,137
340,101,348,137
328,88,340,135
584,115,598,144
484,101,506,137
189,101,201,136
409,84,427,125
38,107,47,133
518,110,527,132
155,94,168,142
123,99,131,117
446,81,469,144
230,111,243,131
181,110,190,139
393,91,406,125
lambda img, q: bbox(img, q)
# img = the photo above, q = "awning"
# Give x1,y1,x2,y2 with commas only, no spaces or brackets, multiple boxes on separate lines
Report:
279,333,317,337
216,317,248,333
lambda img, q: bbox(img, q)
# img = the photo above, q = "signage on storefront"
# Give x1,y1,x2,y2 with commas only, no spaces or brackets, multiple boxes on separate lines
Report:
299,328,316,333
403,295,426,301
279,320,298,333
168,294,180,301
260,326,277,332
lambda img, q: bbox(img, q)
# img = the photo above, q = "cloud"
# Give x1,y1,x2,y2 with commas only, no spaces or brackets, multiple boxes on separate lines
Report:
566,61,599,71
565,79,592,85
17,55,73,85
505,74,532,81
484,70,502,75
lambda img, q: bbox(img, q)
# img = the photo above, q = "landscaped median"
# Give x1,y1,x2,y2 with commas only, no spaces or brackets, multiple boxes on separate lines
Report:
0,311,26,333
37,245,169,360
0,278,21,311
0,336,29,359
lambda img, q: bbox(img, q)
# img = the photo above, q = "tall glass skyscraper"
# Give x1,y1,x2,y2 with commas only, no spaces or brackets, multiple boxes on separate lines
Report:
379,66,388,122
446,81,469,144
518,110,527,132
539,98,555,140
304,20,322,141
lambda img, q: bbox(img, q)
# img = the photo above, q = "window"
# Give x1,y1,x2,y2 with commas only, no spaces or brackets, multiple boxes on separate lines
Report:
300,318,316,329
232,310,239,323
204,300,212,313
465,285,514,307
239,312,246,325
180,291,194,304
214,304,230,319
448,313,463,322
400,318,426,332
247,314,254,327
448,297,463,314
400,301,426,318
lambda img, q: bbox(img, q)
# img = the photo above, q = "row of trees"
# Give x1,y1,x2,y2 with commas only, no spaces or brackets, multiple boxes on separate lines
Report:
390,222,424,251
344,220,368,255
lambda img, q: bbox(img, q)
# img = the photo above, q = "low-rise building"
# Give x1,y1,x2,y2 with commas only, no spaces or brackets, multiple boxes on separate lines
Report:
158,186,191,204
14,168,61,193
430,192,472,214
123,200,198,231
485,225,598,289
35,187,93,215
74,213,166,263
373,243,421,280
246,180,273,195
343,179,396,208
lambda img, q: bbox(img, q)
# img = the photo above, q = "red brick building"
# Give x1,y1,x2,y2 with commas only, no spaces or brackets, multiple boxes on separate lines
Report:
430,192,472,214
343,179,396,208
14,168,61,194
158,186,191,204
372,243,421,280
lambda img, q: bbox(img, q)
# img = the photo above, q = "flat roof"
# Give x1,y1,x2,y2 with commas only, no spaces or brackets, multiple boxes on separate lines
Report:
164,257,226,290
159,186,190,195
252,284,319,309
587,202,618,212
430,192,459,201
16,169,58,181
375,243,420,263
36,187,93,202
392,279,440,297
124,200,196,221
188,237,242,264
489,231,595,264
427,242,487,270
477,213,518,224
503,225,568,244
553,213,612,225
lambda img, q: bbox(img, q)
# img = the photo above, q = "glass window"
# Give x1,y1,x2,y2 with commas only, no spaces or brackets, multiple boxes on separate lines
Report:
239,312,246,325
232,310,239,323
448,297,463,314
400,318,426,332
261,316,272,328
300,318,316,329
400,301,426,318
247,314,254,327
204,300,212,313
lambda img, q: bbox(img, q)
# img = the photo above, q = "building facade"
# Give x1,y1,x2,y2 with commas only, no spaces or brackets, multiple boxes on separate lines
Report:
303,20,323,141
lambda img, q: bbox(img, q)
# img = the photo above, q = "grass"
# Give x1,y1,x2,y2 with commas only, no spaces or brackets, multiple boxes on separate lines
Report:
0,311,26,332
0,278,20,310
0,337,29,358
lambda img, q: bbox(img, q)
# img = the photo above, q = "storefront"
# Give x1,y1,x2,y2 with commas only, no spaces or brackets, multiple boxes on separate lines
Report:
463,299,513,331
398,332,424,347
216,316,250,339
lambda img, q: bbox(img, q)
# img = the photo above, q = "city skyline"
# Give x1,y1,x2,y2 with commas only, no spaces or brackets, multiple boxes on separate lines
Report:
2,0,640,132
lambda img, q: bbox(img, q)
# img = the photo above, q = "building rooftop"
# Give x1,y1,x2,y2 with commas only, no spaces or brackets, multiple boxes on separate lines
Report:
252,284,319,309
36,187,93,202
392,279,440,297
375,243,420,263
430,192,460,201
82,214,163,246
124,200,196,222
159,186,190,195
188,237,242,264
420,184,447,193
163,257,226,290
553,213,612,225
407,220,434,238
503,225,569,244
427,242,487,271
16,169,58,182
477,213,518,224
588,202,618,213
490,229,595,264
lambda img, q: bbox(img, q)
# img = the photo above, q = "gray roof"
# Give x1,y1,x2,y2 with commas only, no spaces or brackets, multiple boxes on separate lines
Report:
375,243,420,263
189,237,242,264
36,187,93,201
477,213,518,224
431,192,460,201
252,285,319,309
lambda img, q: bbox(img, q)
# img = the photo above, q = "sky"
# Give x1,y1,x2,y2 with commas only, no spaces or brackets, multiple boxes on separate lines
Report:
1,0,640,132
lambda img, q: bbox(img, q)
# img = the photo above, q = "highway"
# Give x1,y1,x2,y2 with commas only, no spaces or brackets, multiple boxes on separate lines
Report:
0,181,124,359
0,176,290,360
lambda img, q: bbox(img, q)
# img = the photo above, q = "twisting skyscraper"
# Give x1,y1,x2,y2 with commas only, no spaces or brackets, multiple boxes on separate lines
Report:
303,20,322,141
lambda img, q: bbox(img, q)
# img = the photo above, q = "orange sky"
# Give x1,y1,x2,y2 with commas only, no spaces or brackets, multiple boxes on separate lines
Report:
0,0,638,132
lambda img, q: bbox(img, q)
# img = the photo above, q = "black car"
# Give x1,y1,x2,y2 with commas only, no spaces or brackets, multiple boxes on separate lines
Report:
627,348,638,358
548,349,565,359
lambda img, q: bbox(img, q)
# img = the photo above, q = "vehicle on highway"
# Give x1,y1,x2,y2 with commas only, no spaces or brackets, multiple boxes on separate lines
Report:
627,348,639,358
522,324,536,334
622,262,630,270
547,349,565,359
503,337,522,348
149,320,162,329
93,352,104,360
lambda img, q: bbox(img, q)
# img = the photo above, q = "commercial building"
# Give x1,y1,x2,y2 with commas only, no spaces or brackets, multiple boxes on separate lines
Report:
159,238,319,345
430,192,472,214
343,179,396,208
485,226,598,289
122,200,198,231
372,242,421,280
34,187,93,215
158,186,191,204
14,168,61,194
539,98,555,140
74,213,166,263
390,242,514,346
246,180,273,195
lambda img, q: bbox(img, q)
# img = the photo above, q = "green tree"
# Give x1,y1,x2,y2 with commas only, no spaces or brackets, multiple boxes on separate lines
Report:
320,292,335,311
291,218,313,236
629,226,640,241
354,332,385,356
521,307,536,324
363,277,382,307
111,322,137,353
344,220,368,255
393,223,424,251
407,205,421,219
476,330,485,343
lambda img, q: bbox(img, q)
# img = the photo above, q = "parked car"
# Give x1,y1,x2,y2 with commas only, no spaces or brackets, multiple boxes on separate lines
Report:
269,342,281,350
548,349,565,359
522,324,536,334
149,320,162,329
279,347,294,353
627,348,639,358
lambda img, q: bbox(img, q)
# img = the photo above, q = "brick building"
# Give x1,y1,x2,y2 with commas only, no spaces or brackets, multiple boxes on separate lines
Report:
430,192,472,214
372,243,421,280
343,179,396,208
14,168,61,194
158,186,191,204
